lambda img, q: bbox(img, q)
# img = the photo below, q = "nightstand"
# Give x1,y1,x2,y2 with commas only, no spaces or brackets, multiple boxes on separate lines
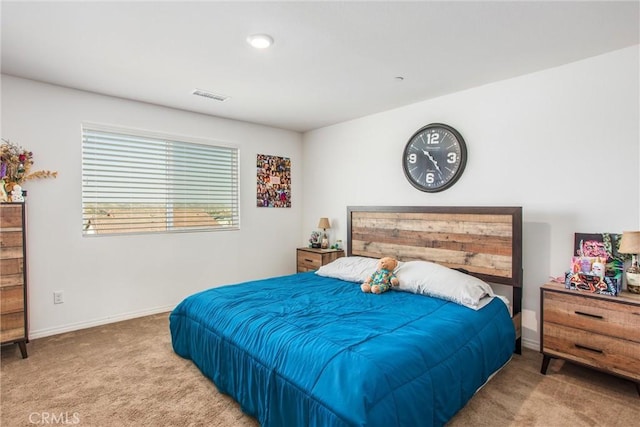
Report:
296,248,344,272
540,282,640,392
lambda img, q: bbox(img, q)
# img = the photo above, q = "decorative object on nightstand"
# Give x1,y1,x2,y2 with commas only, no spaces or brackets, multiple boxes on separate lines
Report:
318,217,330,249
566,232,625,296
309,231,321,248
619,231,640,294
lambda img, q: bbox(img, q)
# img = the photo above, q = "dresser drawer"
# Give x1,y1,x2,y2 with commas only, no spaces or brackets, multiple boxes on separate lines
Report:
1,285,24,313
0,205,23,228
543,322,640,381
0,273,23,287
0,312,25,343
544,291,640,343
297,251,322,271
0,258,24,277
296,248,344,273
0,230,23,249
0,245,24,260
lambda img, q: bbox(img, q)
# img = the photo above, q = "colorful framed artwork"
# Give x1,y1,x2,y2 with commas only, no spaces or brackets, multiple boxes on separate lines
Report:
566,233,626,296
573,232,625,278
257,154,291,208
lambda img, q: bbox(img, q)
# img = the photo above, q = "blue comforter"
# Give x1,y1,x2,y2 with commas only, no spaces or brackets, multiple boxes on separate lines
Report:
170,272,514,427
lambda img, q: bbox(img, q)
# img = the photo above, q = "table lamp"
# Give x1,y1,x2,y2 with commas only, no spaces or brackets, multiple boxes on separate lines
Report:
318,217,330,249
619,231,640,294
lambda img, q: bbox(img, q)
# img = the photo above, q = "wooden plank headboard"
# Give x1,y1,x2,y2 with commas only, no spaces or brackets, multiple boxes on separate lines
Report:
347,206,522,287
347,206,523,352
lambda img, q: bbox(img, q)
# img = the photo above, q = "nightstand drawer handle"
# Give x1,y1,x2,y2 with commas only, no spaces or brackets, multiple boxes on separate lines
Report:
575,311,603,320
304,258,314,263
575,343,603,354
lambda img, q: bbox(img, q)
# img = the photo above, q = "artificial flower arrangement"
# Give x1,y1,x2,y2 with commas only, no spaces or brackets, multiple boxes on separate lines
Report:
1,138,57,198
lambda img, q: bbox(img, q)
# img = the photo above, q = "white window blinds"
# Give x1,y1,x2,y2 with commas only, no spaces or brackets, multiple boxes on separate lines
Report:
82,125,239,235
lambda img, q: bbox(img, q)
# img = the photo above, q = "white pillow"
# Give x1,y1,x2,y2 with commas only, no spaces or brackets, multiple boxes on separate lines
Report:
395,260,495,310
315,256,380,283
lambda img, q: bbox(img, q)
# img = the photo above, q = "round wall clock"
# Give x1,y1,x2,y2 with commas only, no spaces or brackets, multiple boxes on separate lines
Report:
402,123,467,193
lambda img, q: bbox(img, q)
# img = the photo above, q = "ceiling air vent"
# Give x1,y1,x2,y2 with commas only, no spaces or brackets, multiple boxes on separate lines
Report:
192,89,229,102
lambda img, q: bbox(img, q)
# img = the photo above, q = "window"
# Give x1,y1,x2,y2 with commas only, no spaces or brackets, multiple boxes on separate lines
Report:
82,124,239,236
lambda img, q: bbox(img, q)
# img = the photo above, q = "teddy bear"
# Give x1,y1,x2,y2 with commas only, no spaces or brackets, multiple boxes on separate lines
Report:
361,257,400,294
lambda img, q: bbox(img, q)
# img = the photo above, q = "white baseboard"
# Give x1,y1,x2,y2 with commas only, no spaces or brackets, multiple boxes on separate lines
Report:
522,337,539,351
28,305,175,339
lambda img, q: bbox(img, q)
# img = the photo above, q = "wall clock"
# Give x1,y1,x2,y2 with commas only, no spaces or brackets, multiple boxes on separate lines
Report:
402,123,467,193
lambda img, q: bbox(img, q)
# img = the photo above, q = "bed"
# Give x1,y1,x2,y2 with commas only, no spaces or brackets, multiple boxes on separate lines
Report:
170,206,523,427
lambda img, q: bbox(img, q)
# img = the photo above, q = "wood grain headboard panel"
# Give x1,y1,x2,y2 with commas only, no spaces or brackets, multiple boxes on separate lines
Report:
347,206,522,288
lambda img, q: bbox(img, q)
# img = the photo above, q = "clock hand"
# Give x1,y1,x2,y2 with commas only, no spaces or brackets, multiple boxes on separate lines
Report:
422,150,442,173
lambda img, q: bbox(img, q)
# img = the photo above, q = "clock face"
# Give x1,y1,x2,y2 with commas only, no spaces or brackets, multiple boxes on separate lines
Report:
402,123,467,193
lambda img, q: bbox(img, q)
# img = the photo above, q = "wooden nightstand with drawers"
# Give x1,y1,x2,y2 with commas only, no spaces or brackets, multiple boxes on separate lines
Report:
540,282,640,392
296,248,344,273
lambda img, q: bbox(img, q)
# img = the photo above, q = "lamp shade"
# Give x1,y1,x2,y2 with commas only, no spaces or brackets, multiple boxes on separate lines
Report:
619,231,640,254
318,217,331,230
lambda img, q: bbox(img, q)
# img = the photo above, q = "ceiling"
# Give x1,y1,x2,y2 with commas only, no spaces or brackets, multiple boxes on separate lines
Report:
2,1,638,133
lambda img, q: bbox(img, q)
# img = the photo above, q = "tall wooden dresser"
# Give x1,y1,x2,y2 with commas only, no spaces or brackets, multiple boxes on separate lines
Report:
0,202,28,358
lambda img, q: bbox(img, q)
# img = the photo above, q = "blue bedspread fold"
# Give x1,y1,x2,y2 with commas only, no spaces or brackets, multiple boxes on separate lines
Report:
170,272,514,427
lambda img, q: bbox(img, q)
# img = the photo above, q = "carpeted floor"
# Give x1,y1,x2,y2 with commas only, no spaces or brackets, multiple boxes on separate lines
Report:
1,313,638,426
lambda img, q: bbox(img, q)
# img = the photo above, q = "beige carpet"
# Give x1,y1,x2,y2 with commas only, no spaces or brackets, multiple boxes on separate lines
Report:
1,313,638,426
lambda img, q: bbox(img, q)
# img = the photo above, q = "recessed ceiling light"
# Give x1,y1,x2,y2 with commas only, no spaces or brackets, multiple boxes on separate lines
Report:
247,34,274,49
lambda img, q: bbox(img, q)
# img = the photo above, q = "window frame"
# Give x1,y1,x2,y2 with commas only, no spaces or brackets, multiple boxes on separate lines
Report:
81,123,240,236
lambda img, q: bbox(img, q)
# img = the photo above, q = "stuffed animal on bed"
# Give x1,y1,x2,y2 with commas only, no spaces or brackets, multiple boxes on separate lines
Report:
361,257,399,294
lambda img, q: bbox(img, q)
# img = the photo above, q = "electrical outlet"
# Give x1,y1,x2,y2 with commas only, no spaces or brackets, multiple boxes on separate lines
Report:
53,291,64,304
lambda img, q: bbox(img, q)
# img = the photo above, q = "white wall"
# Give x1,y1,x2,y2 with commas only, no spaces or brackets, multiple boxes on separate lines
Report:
3,46,638,346
302,46,640,350
1,75,303,338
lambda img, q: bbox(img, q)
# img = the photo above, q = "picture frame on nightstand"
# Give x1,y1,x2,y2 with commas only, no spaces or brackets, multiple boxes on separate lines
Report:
574,232,625,278
567,233,626,296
